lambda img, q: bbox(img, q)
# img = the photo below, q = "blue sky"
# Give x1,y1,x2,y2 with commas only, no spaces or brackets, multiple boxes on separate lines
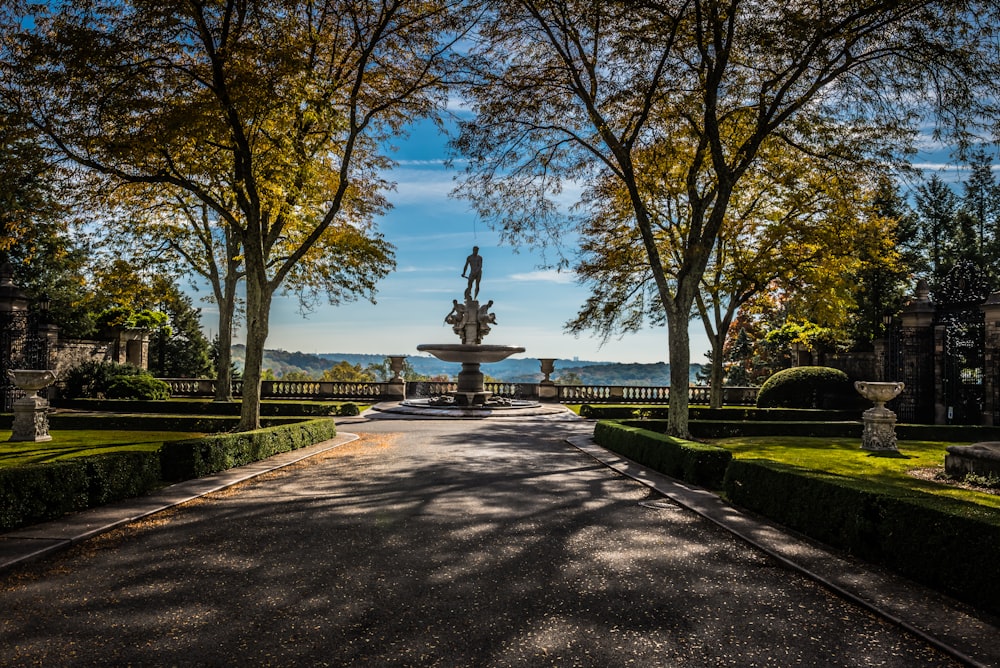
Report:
254,119,681,364
216,118,989,367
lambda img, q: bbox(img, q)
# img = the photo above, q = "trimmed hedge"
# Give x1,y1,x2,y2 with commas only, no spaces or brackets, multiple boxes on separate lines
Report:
623,418,1000,442
756,366,859,409
723,459,1000,616
0,452,163,530
160,418,337,480
593,421,732,489
579,404,858,422
52,398,346,417
42,414,306,433
0,419,337,530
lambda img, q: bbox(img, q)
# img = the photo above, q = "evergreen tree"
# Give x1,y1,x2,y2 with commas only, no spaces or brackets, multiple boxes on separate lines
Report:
848,176,915,347
148,290,214,379
914,175,959,286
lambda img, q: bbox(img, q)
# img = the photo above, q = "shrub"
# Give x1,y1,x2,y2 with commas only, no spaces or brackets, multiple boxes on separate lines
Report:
106,374,171,400
0,462,90,530
723,458,1000,616
61,361,144,399
593,421,732,489
160,418,337,480
338,402,360,416
756,366,855,409
0,452,165,531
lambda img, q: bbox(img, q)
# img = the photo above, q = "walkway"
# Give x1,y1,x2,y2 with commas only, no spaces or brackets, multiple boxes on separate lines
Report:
1,409,997,666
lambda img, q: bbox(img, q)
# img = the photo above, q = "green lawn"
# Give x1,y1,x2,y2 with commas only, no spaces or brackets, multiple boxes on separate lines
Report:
709,436,1000,510
0,431,205,469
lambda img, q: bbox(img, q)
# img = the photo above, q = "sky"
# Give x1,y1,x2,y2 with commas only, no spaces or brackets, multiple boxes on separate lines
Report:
204,118,990,367
226,119,683,365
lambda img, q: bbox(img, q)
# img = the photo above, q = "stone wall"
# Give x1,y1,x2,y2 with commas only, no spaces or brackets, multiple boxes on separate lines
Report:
51,339,113,379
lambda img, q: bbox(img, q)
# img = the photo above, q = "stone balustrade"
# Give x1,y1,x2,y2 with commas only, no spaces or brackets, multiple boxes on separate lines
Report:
157,378,759,405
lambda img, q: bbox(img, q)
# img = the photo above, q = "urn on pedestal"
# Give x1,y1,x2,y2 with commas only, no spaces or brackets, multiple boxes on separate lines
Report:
854,381,905,452
7,369,57,442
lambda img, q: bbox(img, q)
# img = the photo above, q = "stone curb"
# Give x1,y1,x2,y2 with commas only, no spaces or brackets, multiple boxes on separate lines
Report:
567,435,1000,668
0,433,360,573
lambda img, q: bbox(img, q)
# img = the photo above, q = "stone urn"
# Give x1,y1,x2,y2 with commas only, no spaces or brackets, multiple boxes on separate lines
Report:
7,369,57,442
854,381,905,451
539,358,556,384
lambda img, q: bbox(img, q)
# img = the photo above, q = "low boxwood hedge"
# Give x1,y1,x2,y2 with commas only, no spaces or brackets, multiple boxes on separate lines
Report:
723,458,1000,615
160,418,337,481
579,405,858,422
0,419,337,531
0,452,163,530
593,421,732,489
45,414,305,433
51,398,347,417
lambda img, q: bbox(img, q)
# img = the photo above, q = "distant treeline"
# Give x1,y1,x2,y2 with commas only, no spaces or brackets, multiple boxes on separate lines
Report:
229,345,703,385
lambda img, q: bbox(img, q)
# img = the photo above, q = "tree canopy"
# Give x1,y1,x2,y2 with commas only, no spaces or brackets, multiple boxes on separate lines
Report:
5,0,464,428
451,0,1000,436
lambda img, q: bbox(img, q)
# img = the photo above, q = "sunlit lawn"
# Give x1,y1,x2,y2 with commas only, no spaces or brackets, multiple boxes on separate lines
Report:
709,436,1000,510
0,431,205,469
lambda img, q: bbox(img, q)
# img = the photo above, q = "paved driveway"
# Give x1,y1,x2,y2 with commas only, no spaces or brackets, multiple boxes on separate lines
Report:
1,414,958,666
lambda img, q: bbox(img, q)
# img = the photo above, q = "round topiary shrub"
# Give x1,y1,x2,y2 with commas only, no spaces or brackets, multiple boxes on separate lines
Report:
105,374,171,400
338,402,360,416
756,366,854,409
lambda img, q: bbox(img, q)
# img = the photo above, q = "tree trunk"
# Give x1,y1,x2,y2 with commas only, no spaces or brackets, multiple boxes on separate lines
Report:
239,272,272,431
708,343,725,409
665,304,692,439
213,292,235,403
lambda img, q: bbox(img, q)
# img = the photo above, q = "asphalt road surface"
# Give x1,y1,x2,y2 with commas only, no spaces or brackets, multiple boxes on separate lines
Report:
1,414,960,666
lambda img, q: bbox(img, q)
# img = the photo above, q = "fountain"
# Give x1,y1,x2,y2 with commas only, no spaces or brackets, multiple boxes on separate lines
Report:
854,381,905,451
382,247,562,416
8,369,57,442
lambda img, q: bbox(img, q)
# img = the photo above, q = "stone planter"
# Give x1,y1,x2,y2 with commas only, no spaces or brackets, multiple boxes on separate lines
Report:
8,369,57,442
854,381,905,451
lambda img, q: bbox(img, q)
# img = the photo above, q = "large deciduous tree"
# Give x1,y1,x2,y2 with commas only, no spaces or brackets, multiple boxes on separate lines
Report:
5,0,461,429
452,0,1000,436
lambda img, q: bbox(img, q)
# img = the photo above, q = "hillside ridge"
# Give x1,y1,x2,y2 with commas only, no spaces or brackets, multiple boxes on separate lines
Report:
230,344,703,384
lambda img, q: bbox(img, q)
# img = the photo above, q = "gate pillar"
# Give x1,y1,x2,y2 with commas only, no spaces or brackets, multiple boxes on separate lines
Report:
895,280,936,424
981,292,1000,426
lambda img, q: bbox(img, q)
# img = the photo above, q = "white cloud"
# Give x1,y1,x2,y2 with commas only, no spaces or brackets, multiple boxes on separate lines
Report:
509,269,577,284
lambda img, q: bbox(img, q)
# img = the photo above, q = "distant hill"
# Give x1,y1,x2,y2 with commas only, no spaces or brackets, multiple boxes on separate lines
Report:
231,345,703,385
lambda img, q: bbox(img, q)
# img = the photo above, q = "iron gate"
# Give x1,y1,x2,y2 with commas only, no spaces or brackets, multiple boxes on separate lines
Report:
935,261,990,425
883,321,935,423
0,310,49,411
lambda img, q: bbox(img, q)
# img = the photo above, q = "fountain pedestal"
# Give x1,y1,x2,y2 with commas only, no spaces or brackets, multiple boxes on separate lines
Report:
8,370,57,443
855,381,905,451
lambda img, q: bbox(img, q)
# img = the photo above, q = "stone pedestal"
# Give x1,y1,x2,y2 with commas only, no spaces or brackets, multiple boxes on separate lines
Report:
384,380,406,401
860,406,898,451
855,381,905,452
10,393,52,442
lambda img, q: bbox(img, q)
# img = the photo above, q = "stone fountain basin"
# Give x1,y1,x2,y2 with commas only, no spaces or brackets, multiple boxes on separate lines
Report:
417,344,525,364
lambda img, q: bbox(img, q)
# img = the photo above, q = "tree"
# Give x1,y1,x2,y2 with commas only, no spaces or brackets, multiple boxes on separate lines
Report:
570,136,886,407
961,149,1000,256
914,175,959,284
452,1,999,436
321,361,375,382
847,177,915,348
6,0,463,430
92,188,246,401
148,289,214,379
